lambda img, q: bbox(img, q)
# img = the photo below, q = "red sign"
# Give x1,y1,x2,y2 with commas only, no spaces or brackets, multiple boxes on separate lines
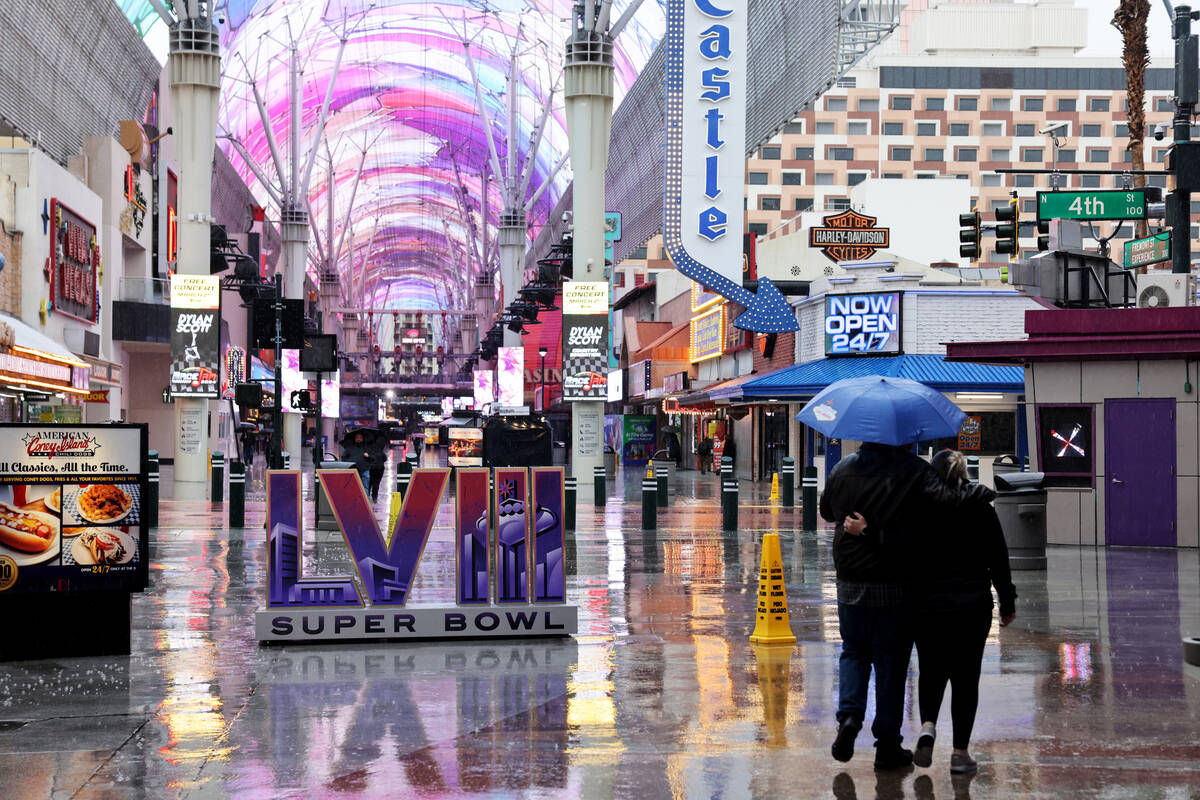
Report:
50,199,98,323
21,430,101,458
83,390,109,403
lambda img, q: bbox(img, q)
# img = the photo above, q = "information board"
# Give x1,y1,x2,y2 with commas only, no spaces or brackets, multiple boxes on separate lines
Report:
1037,190,1147,222
0,424,148,595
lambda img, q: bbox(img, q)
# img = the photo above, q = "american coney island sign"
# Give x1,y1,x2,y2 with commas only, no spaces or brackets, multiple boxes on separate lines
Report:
256,468,577,642
809,210,890,263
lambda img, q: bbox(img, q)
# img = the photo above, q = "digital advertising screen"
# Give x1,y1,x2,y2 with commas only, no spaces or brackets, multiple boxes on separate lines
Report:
1037,404,1094,485
281,349,305,414
497,347,524,407
473,370,495,408
448,428,484,467
0,424,148,595
824,292,902,356
320,374,339,419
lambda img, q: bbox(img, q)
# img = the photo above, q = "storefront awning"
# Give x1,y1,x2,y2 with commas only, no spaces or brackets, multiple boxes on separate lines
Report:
0,313,83,364
677,372,761,406
739,354,1025,399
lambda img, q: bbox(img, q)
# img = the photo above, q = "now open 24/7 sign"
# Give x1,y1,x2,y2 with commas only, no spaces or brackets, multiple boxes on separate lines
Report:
1037,190,1147,222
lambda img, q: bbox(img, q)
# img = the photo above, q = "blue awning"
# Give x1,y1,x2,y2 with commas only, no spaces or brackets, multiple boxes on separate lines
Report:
740,354,1025,398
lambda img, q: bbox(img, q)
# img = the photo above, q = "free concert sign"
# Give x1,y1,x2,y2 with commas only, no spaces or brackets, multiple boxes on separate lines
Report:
256,468,576,642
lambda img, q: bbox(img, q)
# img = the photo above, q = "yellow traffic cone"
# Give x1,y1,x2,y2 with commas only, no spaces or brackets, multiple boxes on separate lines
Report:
749,533,796,644
646,466,654,479
768,472,780,502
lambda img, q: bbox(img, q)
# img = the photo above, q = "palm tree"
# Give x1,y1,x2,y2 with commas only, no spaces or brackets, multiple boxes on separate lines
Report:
1113,0,1152,241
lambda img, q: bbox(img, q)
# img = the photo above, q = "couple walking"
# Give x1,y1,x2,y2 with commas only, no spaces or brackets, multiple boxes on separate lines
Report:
819,442,1017,773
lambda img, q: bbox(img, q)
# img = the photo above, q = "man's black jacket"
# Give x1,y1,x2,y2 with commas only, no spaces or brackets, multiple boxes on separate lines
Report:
818,443,996,584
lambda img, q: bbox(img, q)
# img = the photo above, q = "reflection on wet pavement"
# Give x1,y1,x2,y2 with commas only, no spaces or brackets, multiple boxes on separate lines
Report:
0,464,1197,798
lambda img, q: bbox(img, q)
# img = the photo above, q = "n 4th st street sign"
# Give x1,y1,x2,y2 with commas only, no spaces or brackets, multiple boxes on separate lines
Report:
1123,232,1171,269
1037,190,1147,222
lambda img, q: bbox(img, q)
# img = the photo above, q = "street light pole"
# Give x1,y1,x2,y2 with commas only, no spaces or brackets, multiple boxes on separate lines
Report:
539,346,548,411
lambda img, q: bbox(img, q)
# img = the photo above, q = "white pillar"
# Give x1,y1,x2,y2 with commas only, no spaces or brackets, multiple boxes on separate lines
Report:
168,19,221,500
564,32,614,505
281,205,308,466
498,210,526,348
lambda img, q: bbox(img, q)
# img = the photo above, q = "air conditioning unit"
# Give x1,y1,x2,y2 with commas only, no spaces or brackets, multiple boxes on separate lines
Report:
1136,273,1197,308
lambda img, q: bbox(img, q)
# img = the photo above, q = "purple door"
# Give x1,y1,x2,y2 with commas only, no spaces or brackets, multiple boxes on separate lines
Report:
1105,398,1176,547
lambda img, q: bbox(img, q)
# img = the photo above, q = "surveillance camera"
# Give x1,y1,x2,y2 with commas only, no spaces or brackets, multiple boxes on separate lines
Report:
1038,121,1068,135
1154,122,1168,141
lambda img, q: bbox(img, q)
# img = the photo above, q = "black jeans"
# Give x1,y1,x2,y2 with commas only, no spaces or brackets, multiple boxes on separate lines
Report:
836,602,913,749
915,606,991,749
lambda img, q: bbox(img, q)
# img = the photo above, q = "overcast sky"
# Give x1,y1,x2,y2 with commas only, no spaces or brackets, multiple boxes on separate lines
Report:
1077,0,1177,60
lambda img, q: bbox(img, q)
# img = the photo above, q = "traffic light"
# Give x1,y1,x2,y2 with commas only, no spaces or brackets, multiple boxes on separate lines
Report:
958,210,981,259
995,193,1018,257
1036,219,1051,251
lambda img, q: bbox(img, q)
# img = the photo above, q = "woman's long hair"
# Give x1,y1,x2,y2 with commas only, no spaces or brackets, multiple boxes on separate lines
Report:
931,449,969,487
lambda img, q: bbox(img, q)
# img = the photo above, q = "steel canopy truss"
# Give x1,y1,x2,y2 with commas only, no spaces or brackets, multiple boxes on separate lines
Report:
838,0,902,75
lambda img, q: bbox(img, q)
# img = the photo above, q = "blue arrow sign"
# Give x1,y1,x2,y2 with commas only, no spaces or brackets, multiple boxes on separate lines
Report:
662,0,798,334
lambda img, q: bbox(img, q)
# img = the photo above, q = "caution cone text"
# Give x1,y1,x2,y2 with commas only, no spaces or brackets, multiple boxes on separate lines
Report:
768,473,780,502
749,533,796,644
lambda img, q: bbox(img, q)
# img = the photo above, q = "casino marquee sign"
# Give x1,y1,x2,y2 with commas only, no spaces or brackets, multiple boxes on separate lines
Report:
809,210,890,263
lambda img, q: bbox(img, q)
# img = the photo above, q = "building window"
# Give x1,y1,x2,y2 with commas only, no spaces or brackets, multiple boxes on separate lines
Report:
829,146,855,160
916,122,937,136
956,147,977,162
794,197,814,211
916,173,936,180
1079,174,1101,188
982,122,1004,137
882,122,904,135
990,97,1011,111
760,196,781,211
1081,124,1102,137
837,77,857,89
815,121,836,135
1147,174,1168,188
848,121,869,136
891,96,913,110
949,123,970,137
1015,174,1035,187
1056,98,1076,112
748,223,769,235
629,246,648,260
826,97,847,111
924,148,945,162
761,145,781,160
848,172,868,186
1190,200,1200,214
748,172,769,185
1088,97,1110,112
890,146,912,161
1015,124,1036,137
1021,198,1037,213
828,197,851,210
883,172,904,179
989,148,1011,161
815,172,836,185
1087,148,1110,163
1122,149,1133,162
989,199,1010,212
1055,149,1076,163
956,97,978,111
782,172,804,186
784,121,804,135
1156,97,1175,112
1022,97,1044,111
857,98,880,112
1154,148,1169,162
1114,123,1129,138
1021,147,1044,162
793,147,814,160
982,174,1002,187
925,97,945,110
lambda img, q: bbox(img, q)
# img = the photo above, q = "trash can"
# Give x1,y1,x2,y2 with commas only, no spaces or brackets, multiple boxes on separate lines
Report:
994,471,1047,570
604,447,617,479
316,460,354,531
992,453,1022,485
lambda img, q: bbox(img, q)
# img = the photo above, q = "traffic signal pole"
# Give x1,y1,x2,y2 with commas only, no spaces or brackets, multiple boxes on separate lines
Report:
1171,5,1198,273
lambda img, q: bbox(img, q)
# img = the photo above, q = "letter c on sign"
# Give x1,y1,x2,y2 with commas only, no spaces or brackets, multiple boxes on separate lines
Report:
694,0,733,18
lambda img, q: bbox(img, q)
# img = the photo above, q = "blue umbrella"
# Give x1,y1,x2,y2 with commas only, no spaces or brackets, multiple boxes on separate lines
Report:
796,375,966,446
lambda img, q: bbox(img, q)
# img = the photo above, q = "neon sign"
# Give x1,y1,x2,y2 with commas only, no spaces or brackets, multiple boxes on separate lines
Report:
257,468,575,641
824,292,902,355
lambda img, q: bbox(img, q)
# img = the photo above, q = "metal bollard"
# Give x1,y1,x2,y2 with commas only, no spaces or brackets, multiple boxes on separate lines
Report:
229,461,245,528
642,475,657,530
722,479,738,532
720,455,733,482
210,451,225,503
282,451,291,470
593,465,606,507
655,460,669,507
967,455,980,481
781,457,795,508
146,450,159,528
802,466,819,532
564,476,577,530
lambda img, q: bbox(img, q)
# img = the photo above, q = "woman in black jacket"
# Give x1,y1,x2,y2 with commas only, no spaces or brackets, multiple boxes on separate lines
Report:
909,450,1016,774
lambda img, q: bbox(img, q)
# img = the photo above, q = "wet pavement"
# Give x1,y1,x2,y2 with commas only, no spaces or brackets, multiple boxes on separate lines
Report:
0,461,1198,799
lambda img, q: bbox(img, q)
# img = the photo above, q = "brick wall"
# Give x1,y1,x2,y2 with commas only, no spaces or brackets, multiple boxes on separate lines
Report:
752,331,796,376
0,222,20,316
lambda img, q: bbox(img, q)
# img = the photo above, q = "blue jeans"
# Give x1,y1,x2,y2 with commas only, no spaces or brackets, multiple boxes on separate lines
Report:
836,601,914,749
358,469,369,490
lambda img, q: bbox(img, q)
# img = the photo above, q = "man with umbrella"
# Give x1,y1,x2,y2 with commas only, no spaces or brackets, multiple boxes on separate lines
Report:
800,376,995,770
341,428,377,491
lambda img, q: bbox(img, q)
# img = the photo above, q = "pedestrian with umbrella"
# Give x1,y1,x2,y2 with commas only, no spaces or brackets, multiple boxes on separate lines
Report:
341,427,377,491
799,376,995,770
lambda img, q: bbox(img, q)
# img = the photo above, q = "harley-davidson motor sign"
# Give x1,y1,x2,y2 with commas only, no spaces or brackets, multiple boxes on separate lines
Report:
809,209,890,263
